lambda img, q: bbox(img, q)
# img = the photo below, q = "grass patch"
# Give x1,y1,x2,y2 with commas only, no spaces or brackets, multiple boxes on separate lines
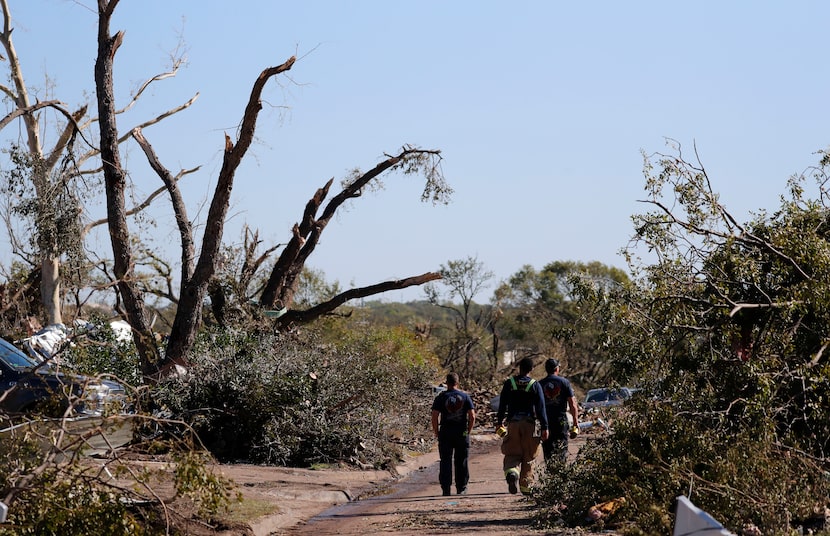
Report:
224,497,280,524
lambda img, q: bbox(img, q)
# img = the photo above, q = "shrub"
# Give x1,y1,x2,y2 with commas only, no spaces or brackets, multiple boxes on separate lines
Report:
533,147,830,534
62,317,142,386
536,397,830,534
155,322,440,467
0,423,207,535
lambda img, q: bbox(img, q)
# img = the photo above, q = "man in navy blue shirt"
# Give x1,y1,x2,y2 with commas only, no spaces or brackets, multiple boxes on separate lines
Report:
431,372,476,496
496,357,548,495
539,358,579,464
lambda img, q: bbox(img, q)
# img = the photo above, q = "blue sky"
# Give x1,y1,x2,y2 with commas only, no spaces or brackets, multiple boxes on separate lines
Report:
3,1,830,302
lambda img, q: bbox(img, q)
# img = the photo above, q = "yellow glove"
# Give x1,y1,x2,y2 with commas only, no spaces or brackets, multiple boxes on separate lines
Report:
569,425,579,439
496,425,508,438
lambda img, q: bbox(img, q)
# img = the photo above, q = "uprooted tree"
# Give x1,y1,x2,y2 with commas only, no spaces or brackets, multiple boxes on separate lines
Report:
96,0,450,381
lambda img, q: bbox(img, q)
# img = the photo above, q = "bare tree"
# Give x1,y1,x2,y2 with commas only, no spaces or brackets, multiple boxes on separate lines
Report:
0,0,86,327
97,1,451,380
0,0,197,330
260,149,449,330
425,256,496,379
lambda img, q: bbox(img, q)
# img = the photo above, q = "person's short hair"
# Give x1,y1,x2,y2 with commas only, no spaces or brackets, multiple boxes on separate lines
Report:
518,357,534,375
545,358,560,374
446,372,459,386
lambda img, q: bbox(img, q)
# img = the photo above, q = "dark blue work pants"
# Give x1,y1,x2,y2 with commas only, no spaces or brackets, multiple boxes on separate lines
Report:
438,429,470,493
542,414,569,464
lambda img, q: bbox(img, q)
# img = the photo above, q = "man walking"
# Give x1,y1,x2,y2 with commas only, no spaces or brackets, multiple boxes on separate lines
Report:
495,357,548,495
431,372,476,496
539,358,579,464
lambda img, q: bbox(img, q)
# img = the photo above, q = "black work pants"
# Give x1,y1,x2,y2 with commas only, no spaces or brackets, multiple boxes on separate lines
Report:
438,429,470,492
542,415,569,464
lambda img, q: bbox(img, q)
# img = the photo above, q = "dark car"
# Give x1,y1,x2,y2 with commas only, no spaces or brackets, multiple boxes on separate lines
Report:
0,336,126,417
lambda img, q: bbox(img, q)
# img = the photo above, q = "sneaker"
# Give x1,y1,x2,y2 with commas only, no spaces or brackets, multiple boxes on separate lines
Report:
457,487,467,495
506,473,518,495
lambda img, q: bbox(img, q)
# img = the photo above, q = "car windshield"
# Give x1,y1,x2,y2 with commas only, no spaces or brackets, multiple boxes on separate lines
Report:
0,338,39,370
586,388,627,402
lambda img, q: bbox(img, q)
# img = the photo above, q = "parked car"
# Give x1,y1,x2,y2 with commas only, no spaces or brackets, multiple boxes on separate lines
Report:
581,387,637,411
0,336,126,417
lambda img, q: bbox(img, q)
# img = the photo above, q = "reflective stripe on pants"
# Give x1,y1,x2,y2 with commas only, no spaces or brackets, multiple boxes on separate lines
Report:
500,419,540,492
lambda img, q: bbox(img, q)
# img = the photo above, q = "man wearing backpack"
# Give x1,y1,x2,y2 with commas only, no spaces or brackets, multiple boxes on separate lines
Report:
495,357,549,495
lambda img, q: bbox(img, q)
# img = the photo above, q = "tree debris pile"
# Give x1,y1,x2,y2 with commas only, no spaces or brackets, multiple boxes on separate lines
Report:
153,324,440,468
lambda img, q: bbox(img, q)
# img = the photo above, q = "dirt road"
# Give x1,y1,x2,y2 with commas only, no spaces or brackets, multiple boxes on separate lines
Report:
281,433,582,536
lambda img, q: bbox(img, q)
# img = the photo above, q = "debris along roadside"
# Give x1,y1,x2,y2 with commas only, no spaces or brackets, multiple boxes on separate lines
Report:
283,427,614,536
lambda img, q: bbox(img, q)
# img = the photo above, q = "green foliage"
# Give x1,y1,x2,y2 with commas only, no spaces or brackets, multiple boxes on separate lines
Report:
173,451,241,520
0,143,84,260
63,318,142,386
0,432,148,536
293,267,342,308
534,143,830,533
357,299,456,329
495,260,632,387
155,322,440,467
537,398,830,533
0,327,235,535
0,418,238,534
325,319,440,375
0,262,42,334
423,256,499,384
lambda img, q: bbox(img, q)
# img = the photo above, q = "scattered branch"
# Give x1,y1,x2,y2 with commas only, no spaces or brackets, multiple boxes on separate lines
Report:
275,272,441,327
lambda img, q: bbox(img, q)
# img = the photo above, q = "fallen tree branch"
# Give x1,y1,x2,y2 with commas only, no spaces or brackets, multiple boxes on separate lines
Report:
275,272,441,327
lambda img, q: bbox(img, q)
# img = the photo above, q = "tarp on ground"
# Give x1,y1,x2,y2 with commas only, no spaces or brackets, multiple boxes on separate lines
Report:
673,495,735,536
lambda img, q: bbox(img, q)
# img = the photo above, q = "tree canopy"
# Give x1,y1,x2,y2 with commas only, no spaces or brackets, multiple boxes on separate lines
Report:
493,260,631,386
536,142,830,534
